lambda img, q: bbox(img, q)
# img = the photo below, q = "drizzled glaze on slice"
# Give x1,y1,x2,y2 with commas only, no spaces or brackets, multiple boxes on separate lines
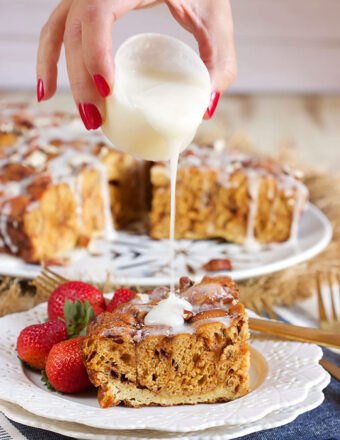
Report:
153,142,309,248
90,276,241,342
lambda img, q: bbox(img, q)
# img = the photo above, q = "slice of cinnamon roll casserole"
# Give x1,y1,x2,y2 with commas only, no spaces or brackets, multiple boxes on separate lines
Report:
82,276,250,408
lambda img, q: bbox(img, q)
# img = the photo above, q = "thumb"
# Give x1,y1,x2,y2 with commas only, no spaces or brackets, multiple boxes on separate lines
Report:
194,1,237,94
166,0,237,118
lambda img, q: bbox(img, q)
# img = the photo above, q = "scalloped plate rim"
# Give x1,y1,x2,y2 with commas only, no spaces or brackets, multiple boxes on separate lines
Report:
0,373,330,440
0,302,328,432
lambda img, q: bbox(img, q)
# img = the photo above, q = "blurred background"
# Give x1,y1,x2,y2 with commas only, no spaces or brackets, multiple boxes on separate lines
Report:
0,0,339,168
1,0,340,92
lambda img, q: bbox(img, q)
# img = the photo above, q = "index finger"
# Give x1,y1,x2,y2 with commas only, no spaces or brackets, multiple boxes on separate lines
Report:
36,0,72,100
81,0,141,97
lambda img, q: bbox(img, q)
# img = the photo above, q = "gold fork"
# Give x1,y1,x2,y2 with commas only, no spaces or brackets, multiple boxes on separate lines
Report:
33,267,69,296
252,297,340,381
316,271,340,333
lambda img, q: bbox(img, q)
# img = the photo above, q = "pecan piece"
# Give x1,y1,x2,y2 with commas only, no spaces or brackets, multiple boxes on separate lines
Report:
191,309,226,323
179,276,194,290
77,235,91,248
42,257,69,266
203,258,232,272
183,310,193,321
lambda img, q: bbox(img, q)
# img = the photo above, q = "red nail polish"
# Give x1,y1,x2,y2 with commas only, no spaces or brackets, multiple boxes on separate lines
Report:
93,74,110,98
37,78,44,102
206,91,220,119
78,103,91,130
83,103,102,129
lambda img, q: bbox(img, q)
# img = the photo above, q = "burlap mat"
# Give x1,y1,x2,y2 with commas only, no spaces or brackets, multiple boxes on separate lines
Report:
0,142,339,317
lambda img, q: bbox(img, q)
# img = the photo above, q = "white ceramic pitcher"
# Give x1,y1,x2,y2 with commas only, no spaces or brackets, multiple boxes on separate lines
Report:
102,33,211,161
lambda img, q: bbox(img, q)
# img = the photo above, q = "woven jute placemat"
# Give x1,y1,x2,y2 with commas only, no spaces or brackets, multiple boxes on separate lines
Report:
0,143,338,317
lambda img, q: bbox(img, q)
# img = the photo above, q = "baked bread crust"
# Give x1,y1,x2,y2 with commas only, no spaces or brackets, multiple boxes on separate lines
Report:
0,104,148,262
0,104,309,263
82,276,250,408
150,144,308,245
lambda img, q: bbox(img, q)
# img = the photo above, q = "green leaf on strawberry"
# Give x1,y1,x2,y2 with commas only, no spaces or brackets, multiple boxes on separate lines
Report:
41,370,56,392
48,281,105,321
60,299,95,338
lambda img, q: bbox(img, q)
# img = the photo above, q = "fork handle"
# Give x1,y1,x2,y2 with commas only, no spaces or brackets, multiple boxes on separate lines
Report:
320,358,340,381
249,317,340,349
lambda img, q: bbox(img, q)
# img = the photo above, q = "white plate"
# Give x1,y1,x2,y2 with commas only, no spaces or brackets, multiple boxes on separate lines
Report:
0,203,332,285
0,302,328,433
0,373,330,440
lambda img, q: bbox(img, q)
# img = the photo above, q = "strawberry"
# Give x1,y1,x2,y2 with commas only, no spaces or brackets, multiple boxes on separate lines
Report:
106,288,136,313
43,337,90,393
17,320,67,370
91,304,105,316
48,281,105,321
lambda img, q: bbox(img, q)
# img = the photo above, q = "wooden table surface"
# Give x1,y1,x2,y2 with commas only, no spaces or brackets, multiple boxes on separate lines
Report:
1,90,339,172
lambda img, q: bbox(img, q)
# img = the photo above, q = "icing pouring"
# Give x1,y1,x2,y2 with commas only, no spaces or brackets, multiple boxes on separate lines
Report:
102,33,211,299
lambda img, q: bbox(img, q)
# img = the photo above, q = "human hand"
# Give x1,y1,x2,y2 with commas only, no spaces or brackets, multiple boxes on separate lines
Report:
166,0,237,119
37,0,236,129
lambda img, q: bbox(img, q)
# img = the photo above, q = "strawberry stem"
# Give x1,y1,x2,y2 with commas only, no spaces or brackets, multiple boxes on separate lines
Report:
41,370,56,392
60,299,95,339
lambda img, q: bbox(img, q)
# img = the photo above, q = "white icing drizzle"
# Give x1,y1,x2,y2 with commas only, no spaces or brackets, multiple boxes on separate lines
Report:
213,138,226,153
0,105,117,251
169,142,181,292
267,185,275,200
25,200,40,212
24,150,47,170
120,303,154,314
97,161,116,241
176,144,250,174
135,293,150,304
244,171,261,251
288,180,309,242
0,179,33,254
47,150,115,240
101,279,239,343
144,293,192,327
132,324,194,342
136,322,195,341
155,142,308,248
122,280,238,341
47,150,88,232
192,315,232,328
0,104,308,257
182,282,234,304
0,203,18,253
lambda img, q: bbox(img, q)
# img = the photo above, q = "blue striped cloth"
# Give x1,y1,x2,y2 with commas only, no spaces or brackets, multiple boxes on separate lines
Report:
2,348,339,440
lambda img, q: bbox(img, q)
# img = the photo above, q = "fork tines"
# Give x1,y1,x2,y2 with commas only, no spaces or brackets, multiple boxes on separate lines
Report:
33,267,69,296
316,271,340,331
249,297,279,320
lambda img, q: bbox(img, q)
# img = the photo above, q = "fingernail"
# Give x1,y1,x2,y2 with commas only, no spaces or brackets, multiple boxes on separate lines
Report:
78,103,91,130
37,78,44,102
83,103,102,129
93,74,110,98
205,91,220,119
